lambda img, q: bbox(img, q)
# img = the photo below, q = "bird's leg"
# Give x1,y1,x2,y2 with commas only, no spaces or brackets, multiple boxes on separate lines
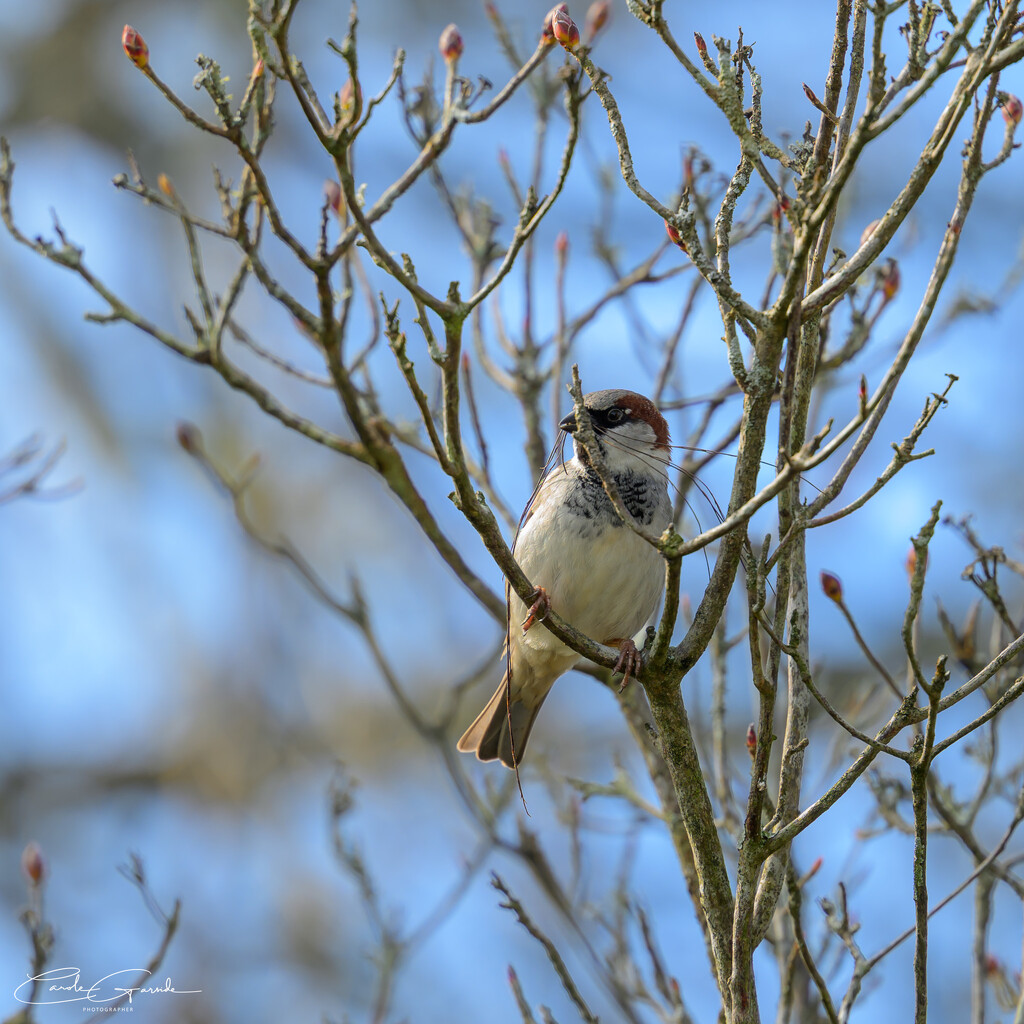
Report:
608,638,643,692
521,586,551,633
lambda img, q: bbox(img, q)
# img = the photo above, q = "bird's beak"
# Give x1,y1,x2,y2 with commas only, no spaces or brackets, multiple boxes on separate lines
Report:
558,411,579,433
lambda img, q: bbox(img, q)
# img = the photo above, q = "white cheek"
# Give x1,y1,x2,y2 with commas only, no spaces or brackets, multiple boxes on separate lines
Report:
599,424,669,476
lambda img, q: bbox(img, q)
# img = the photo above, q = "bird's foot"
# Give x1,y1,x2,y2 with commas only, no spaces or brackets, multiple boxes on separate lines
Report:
611,638,643,693
521,586,551,633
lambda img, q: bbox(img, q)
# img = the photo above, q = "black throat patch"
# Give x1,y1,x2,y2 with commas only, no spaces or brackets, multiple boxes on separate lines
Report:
565,466,662,527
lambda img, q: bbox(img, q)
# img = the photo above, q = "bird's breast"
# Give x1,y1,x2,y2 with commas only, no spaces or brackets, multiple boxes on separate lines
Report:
513,470,670,650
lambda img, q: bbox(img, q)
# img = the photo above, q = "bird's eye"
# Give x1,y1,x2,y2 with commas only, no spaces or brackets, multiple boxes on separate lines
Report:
606,407,626,424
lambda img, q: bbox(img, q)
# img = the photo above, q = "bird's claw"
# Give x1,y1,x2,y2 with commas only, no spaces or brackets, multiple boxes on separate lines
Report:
613,639,643,692
521,586,551,633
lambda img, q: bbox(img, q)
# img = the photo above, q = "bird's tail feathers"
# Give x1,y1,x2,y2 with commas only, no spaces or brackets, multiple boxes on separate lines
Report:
456,675,548,769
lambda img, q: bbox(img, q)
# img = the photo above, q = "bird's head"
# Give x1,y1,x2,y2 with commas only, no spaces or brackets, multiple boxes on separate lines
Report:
559,390,671,475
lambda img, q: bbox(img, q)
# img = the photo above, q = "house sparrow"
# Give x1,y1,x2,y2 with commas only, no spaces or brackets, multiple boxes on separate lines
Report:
457,389,672,768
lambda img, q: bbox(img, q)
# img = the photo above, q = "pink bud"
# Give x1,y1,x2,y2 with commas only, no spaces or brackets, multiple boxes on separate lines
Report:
324,180,342,213
550,6,580,51
542,4,569,43
338,77,362,121
820,571,843,604
905,547,928,579
175,422,202,455
879,257,900,300
555,230,569,256
21,842,45,886
122,25,149,69
745,724,756,757
1002,94,1023,126
859,219,881,248
439,23,464,62
807,856,823,878
665,220,687,252
694,32,708,60
583,0,610,42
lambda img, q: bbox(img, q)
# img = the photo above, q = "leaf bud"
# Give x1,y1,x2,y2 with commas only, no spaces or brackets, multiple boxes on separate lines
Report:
583,0,610,43
122,25,149,69
338,77,362,123
820,571,843,604
439,23,464,63
1002,94,1023,126
551,6,580,52
21,842,46,886
665,219,688,252
175,421,202,455
324,180,342,213
878,257,900,300
542,4,569,43
859,219,881,248
905,546,928,579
